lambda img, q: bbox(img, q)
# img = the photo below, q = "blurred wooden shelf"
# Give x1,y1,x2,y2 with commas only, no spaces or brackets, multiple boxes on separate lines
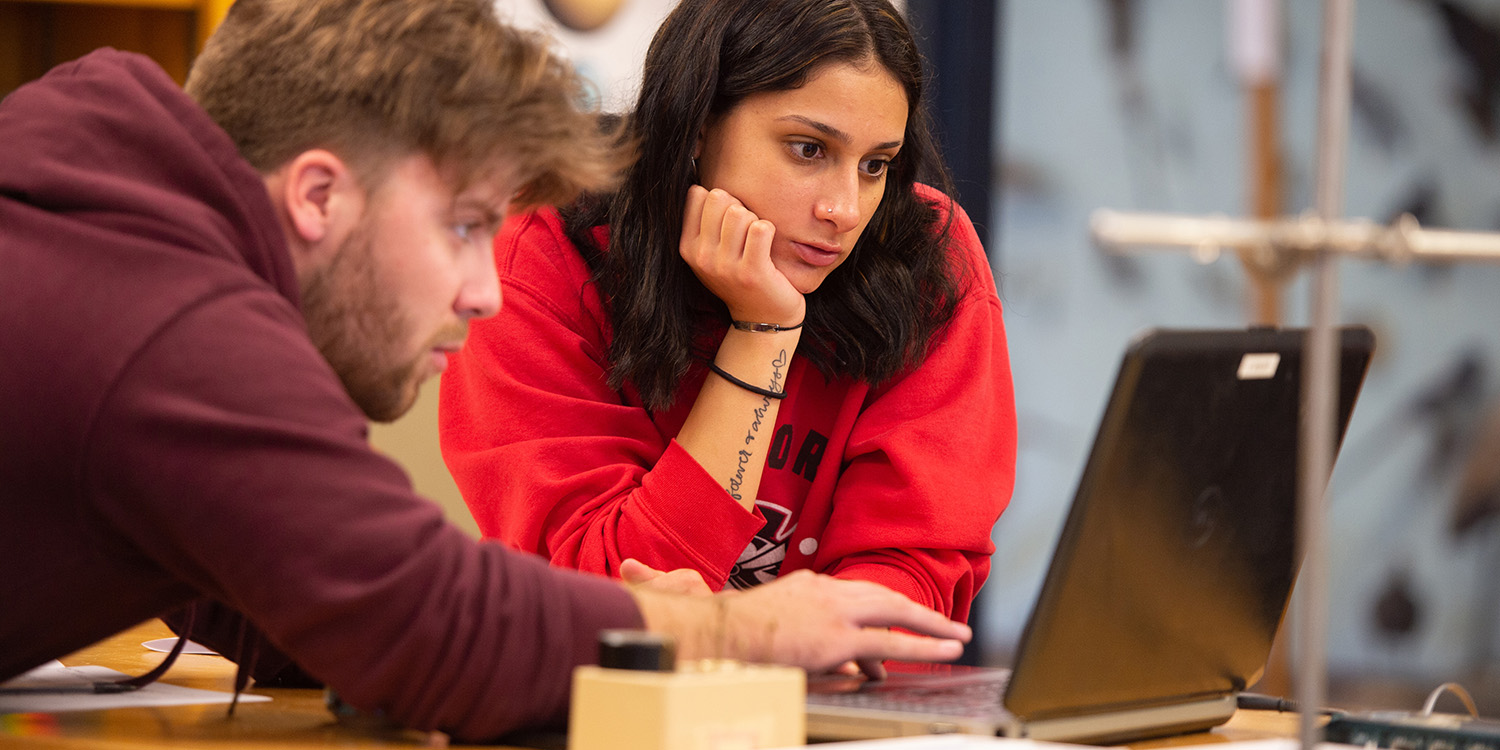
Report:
5,0,229,46
10,0,200,8
0,0,231,95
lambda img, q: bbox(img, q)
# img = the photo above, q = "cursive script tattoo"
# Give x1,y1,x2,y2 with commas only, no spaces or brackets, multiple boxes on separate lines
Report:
727,349,788,502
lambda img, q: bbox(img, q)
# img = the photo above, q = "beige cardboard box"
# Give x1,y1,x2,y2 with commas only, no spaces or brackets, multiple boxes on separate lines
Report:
569,660,806,750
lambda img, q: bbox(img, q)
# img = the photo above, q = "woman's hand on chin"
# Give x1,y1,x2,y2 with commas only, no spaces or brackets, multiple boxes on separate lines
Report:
679,184,805,327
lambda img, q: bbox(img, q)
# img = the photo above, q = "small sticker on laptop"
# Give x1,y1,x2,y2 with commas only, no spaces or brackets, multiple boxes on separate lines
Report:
1238,352,1280,380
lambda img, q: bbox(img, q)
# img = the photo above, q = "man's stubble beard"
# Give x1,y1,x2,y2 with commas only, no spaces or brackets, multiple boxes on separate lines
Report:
299,225,424,423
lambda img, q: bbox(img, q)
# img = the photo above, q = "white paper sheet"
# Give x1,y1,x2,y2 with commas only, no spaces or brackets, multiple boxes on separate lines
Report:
767,736,1100,750
1153,741,1365,750
141,638,218,655
0,661,270,714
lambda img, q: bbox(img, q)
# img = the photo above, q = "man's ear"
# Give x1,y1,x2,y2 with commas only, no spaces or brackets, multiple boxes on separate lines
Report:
266,149,364,275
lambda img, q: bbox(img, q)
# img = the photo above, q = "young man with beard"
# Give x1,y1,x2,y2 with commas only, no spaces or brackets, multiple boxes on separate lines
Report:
0,0,971,742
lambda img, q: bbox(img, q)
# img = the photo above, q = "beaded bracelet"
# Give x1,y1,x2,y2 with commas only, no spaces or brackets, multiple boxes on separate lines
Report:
730,319,803,333
707,362,787,400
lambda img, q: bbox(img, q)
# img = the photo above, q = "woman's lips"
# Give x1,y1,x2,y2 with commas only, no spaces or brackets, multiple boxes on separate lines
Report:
792,241,842,267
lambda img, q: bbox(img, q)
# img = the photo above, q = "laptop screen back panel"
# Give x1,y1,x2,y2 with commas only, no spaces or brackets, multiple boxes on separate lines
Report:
1003,326,1373,722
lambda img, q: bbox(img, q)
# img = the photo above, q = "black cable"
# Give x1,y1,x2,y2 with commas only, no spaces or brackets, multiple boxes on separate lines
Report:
1238,692,1346,716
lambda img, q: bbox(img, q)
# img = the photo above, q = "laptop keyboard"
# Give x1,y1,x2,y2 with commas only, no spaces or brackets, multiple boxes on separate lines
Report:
807,670,1012,717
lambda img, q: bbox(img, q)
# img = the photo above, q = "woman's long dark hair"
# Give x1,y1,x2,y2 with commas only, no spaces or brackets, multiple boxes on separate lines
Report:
567,0,966,410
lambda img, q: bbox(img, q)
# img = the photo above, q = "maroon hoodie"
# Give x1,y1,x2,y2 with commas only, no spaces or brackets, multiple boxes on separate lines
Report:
0,49,641,740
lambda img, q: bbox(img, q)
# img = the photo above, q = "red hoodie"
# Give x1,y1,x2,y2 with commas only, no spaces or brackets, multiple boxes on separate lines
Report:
0,50,640,741
441,195,1016,623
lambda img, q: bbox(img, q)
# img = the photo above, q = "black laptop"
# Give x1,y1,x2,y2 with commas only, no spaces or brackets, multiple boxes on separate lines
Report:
807,326,1375,744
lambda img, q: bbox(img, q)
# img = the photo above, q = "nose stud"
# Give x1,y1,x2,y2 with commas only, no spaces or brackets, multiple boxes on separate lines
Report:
825,207,833,214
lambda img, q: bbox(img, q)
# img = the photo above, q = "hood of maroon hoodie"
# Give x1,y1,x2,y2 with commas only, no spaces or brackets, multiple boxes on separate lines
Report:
0,48,292,297
0,48,296,458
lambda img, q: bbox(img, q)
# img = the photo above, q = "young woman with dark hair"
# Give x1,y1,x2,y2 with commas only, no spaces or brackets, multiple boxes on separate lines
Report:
439,0,1015,622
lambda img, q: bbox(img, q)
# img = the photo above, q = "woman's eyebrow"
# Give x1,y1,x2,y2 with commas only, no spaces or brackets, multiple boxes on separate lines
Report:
776,114,902,150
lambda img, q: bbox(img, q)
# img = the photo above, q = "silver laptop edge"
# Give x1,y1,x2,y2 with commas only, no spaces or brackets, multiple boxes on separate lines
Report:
806,693,1237,743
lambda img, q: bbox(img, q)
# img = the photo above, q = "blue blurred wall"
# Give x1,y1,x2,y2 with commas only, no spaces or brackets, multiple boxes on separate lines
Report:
991,0,1500,680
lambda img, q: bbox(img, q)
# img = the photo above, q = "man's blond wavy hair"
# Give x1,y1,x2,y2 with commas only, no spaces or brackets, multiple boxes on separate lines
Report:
186,0,622,208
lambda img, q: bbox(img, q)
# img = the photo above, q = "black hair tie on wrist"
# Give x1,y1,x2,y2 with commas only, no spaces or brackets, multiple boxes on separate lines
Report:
707,362,787,400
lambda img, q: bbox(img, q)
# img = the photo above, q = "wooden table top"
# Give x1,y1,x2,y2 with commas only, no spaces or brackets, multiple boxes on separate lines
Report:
0,619,1304,749
1,619,458,748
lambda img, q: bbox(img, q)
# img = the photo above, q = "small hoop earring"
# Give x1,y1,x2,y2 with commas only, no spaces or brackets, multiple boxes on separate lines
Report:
691,157,699,182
